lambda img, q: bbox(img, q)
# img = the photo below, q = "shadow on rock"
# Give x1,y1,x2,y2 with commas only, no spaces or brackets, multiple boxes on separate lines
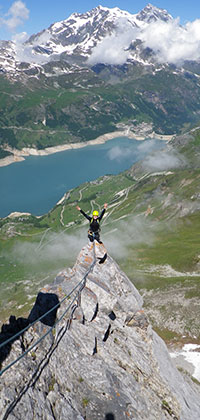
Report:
28,291,60,326
105,414,115,420
0,292,60,368
0,315,29,368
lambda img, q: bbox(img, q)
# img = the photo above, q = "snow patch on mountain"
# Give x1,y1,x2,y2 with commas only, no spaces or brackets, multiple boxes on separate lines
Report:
0,4,172,71
0,4,200,75
170,344,200,382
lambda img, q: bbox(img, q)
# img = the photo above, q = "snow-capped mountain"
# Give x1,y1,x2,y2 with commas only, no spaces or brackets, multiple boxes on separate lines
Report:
136,3,172,22
0,4,173,77
27,4,172,59
0,4,200,158
0,41,16,72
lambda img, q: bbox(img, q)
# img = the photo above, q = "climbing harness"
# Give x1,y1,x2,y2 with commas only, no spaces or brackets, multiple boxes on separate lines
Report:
88,229,99,236
90,217,100,227
88,218,101,237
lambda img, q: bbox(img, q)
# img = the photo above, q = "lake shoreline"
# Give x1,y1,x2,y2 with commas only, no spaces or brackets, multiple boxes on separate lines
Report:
0,129,174,168
0,135,169,219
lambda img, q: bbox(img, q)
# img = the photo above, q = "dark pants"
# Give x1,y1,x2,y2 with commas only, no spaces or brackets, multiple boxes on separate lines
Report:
88,231,102,243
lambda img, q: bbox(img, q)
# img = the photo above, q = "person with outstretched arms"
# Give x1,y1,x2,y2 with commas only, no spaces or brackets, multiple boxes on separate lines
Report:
76,203,107,243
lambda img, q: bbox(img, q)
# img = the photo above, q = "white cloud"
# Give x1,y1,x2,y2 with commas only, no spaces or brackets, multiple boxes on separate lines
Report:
88,16,200,66
107,140,165,163
104,215,159,259
142,149,186,171
88,18,137,65
137,139,157,153
12,229,87,265
88,33,128,66
12,31,29,43
12,31,50,64
0,1,29,32
33,31,51,45
14,43,49,64
140,18,200,64
106,142,186,174
107,145,132,161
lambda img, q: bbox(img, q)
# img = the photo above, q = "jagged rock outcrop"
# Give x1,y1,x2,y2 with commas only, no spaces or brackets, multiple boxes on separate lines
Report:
0,242,200,420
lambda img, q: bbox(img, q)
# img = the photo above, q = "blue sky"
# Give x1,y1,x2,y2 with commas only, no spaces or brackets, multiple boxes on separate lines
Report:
0,0,199,40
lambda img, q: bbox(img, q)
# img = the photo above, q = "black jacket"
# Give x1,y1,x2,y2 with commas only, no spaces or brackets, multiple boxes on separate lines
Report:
80,208,105,233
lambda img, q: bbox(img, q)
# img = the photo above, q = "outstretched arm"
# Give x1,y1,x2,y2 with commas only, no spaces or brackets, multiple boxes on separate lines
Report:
76,206,91,221
99,203,108,221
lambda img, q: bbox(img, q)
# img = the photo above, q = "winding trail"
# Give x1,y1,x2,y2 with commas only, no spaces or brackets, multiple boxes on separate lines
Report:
90,200,101,213
60,207,65,226
102,186,132,226
78,186,87,202
60,191,70,226
35,228,51,251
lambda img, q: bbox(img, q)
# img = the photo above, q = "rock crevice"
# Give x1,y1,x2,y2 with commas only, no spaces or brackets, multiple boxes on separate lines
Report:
0,242,200,420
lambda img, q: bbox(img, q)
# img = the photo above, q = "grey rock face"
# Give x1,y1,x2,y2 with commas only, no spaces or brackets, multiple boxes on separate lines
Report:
0,4,174,76
0,242,200,420
137,4,172,23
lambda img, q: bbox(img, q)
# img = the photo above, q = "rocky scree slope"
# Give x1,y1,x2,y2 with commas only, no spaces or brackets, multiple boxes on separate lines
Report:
0,242,200,420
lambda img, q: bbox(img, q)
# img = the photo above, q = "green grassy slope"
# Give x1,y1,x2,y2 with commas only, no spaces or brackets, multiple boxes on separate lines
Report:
1,63,200,155
0,128,200,342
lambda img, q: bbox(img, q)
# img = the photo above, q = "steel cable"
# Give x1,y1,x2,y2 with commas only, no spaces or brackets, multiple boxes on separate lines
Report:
0,241,97,377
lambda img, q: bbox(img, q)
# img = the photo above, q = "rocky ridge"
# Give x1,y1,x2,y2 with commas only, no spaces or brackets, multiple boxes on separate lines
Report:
0,241,200,419
0,4,172,77
1,5,200,152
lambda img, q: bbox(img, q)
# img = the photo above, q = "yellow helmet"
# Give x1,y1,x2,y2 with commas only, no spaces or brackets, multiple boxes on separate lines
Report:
93,210,99,216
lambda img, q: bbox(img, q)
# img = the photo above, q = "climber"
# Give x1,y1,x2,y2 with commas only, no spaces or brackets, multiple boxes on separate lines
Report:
76,203,107,243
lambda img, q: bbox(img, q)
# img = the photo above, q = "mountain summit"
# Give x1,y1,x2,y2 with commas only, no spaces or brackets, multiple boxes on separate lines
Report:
1,242,200,419
0,4,173,73
0,4,200,156
27,3,172,59
137,3,172,22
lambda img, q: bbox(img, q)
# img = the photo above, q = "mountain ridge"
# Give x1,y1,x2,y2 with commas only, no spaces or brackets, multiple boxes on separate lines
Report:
0,7,200,412
0,126,199,338
0,4,200,156
0,242,200,419
1,4,173,71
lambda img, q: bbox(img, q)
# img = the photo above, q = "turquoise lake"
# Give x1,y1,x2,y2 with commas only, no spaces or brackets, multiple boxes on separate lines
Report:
0,137,167,218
